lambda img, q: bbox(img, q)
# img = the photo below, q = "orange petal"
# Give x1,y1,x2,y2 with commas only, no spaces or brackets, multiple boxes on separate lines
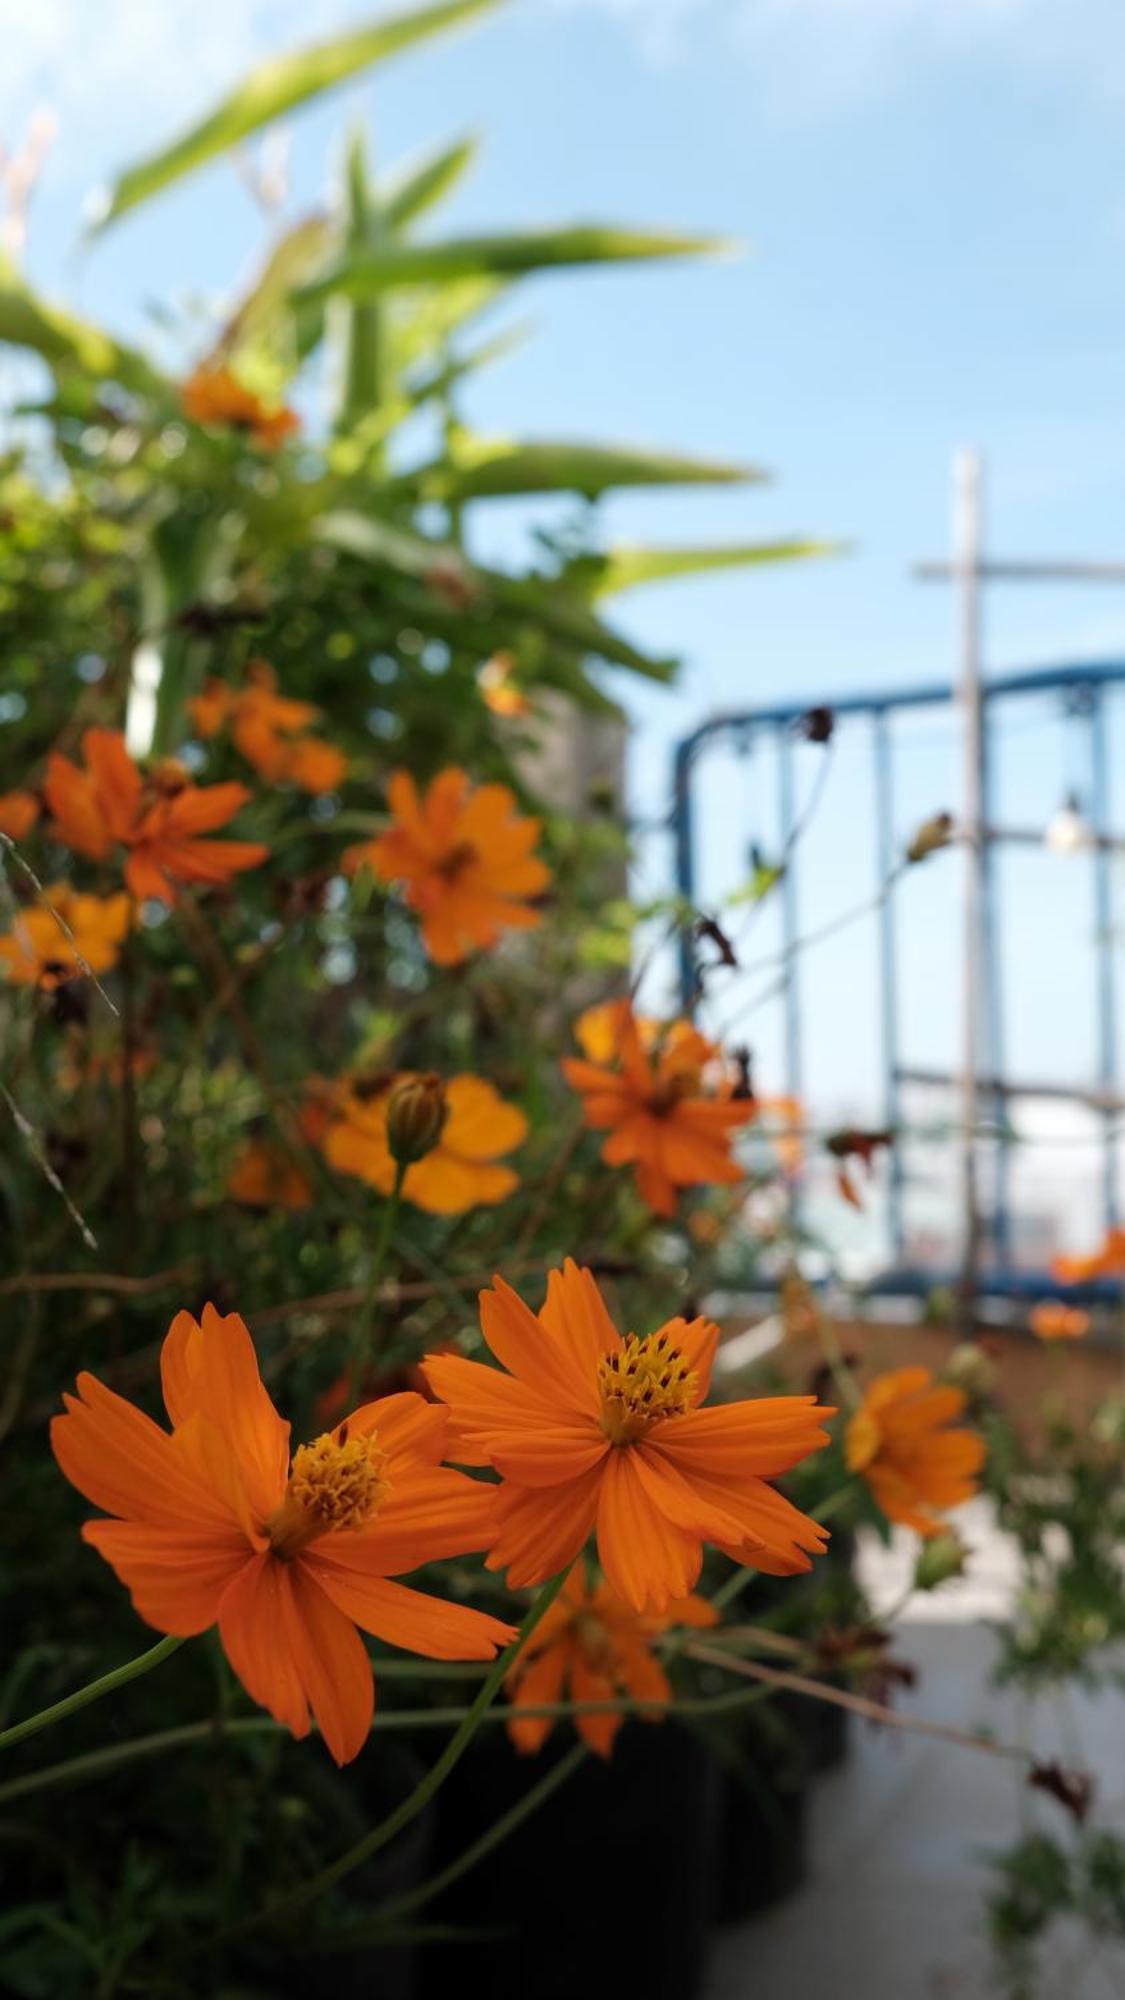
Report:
218,1553,310,1740
480,1276,600,1415
506,1635,569,1754
487,1464,603,1589
594,1450,706,1613
657,1397,834,1478
83,1519,250,1636
307,1565,515,1660
283,1563,375,1765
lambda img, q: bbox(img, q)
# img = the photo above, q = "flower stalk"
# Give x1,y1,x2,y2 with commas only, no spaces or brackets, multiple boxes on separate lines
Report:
0,1634,183,1754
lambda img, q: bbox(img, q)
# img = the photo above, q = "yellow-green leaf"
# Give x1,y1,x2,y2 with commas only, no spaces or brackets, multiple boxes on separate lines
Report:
91,0,504,233
295,223,737,301
390,435,759,502
584,537,844,597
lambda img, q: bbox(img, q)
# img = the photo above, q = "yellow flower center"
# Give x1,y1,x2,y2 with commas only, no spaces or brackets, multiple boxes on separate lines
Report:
266,1424,390,1560
597,1333,698,1445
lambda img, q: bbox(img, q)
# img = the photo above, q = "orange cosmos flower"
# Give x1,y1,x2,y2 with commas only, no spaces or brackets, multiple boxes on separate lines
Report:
0,882,131,987
845,1367,984,1539
1052,1228,1125,1284
422,1260,834,1614
1029,1300,1090,1342
181,365,299,449
343,768,549,967
0,789,40,840
52,1305,515,1765
189,662,346,796
562,1000,755,1218
325,1072,527,1216
44,729,267,903
506,1562,717,1757
225,1137,313,1211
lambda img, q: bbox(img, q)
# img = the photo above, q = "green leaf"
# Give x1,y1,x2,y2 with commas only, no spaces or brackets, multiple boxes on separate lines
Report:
728,858,784,908
315,508,677,679
383,135,479,230
208,212,336,369
0,260,164,395
391,435,759,503
91,0,505,232
578,537,844,598
296,222,736,301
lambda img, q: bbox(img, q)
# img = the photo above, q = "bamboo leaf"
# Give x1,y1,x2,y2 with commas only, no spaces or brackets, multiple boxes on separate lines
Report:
91,0,504,232
0,262,164,395
315,509,677,679
383,136,479,230
296,222,736,300
390,435,760,503
208,213,336,368
575,537,844,597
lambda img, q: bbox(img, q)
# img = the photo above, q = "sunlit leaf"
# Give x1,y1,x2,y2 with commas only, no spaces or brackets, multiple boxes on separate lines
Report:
91,0,504,232
383,135,478,230
390,435,758,502
208,213,336,369
575,537,843,598
0,261,164,395
295,222,736,301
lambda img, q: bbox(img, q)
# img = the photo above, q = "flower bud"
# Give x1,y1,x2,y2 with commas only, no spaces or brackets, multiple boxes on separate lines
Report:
386,1073,448,1166
913,1530,968,1592
945,1341,997,1398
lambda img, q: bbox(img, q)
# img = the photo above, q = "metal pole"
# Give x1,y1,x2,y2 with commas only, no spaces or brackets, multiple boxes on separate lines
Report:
955,449,987,1326
873,709,905,1261
1088,687,1120,1231
778,728,803,1107
672,738,698,1016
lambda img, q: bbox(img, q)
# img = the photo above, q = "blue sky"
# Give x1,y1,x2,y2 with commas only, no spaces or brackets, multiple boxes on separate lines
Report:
5,0,1125,1264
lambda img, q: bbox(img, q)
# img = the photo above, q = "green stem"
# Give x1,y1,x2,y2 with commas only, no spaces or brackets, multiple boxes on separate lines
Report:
0,1683,783,1811
232,1564,575,1940
0,1634,183,1753
349,1160,407,1401
376,1741,588,1928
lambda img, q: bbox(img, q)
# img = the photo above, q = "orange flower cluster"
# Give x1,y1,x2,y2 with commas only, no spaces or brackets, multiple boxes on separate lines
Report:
846,1367,984,1538
0,883,131,988
181,365,299,449
344,768,549,966
0,789,39,840
190,661,346,795
325,1072,526,1216
45,729,267,903
563,1001,756,1216
53,1306,514,1765
506,1562,717,1757
1029,1300,1090,1342
424,1260,834,1612
1052,1228,1125,1284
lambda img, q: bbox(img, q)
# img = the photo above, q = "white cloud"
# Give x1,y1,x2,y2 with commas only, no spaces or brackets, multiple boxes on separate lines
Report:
0,0,357,186
548,0,1125,108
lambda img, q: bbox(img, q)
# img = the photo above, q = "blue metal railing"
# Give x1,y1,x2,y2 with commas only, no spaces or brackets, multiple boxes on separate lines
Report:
670,658,1125,1300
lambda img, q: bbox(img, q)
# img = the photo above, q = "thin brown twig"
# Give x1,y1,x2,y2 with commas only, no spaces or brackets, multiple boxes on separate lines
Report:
685,1641,1030,1765
0,1264,199,1301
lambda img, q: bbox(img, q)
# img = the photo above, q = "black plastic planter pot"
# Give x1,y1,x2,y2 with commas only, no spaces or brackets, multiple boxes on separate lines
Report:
418,1721,721,2000
711,1693,811,1925
233,1737,432,2000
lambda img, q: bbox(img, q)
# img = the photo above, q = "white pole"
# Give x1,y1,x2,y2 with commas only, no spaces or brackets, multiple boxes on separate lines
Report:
955,448,985,1326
